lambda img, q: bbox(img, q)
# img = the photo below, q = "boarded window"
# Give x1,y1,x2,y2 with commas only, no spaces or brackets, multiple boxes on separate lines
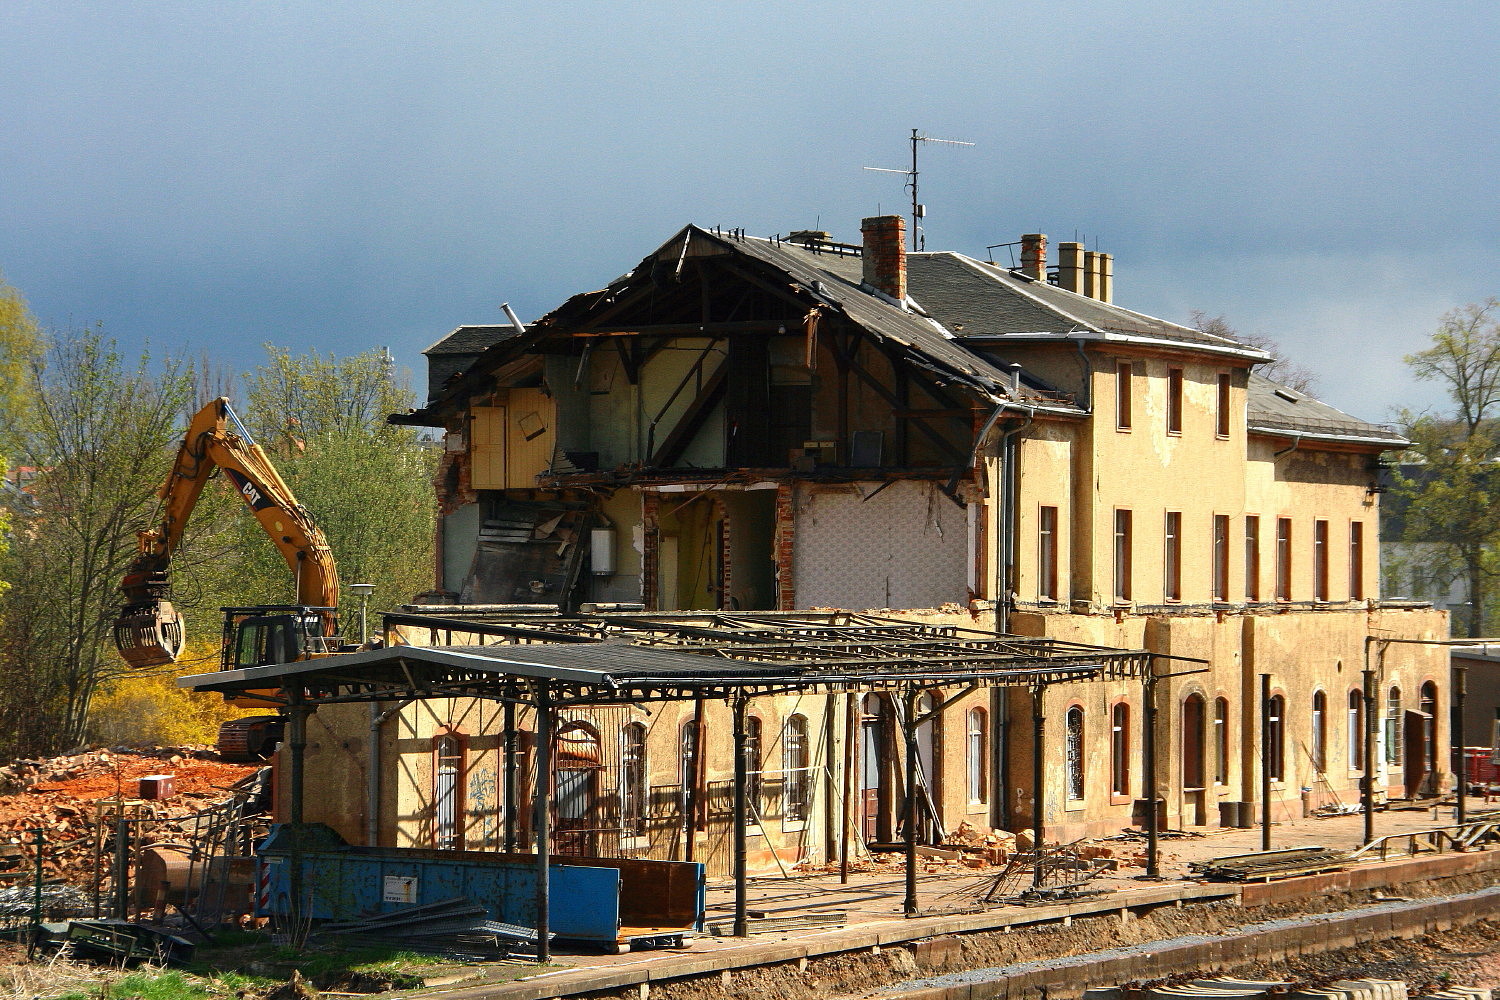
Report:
1165,511,1182,602
1245,516,1261,601
1116,362,1133,429
1167,368,1184,434
1183,694,1206,788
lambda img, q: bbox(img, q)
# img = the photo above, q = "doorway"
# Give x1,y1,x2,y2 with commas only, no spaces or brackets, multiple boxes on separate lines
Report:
860,695,889,843
1404,710,1426,798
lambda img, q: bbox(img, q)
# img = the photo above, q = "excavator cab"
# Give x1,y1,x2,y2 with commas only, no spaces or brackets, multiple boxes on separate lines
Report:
114,571,186,669
221,605,340,671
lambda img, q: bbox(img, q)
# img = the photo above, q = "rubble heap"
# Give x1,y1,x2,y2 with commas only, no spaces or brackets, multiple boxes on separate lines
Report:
0,748,260,882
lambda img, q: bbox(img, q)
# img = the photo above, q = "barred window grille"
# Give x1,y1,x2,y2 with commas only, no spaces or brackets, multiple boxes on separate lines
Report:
1065,707,1085,801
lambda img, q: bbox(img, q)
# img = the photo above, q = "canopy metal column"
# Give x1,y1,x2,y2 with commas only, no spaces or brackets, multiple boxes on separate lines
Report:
732,693,750,936
533,684,554,963
1030,682,1046,891
902,684,920,916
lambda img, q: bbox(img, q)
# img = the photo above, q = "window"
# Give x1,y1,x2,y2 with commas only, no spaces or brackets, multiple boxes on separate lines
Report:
1116,362,1133,430
1164,511,1182,602
1167,368,1184,434
679,720,698,826
434,732,466,850
621,723,648,838
1114,509,1133,602
1038,506,1059,601
1065,706,1085,801
1213,697,1229,785
1245,516,1261,601
1183,694,1206,788
1314,520,1329,602
1111,703,1130,796
1348,689,1364,770
1267,694,1286,781
1216,373,1231,437
1275,517,1292,601
1349,522,1365,601
1385,687,1403,765
784,714,810,823
1420,682,1438,772
967,708,987,803
1212,515,1230,602
745,715,763,815
1311,691,1327,772
555,722,603,854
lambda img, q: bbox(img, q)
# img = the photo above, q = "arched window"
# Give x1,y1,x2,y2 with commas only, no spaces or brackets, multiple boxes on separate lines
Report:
1421,681,1438,772
1347,689,1364,770
1267,694,1286,781
745,715,763,814
1183,694,1206,788
679,720,698,826
1111,702,1130,796
1065,706,1085,801
433,731,466,850
1385,686,1403,765
556,722,603,854
784,714,810,823
621,722,648,838
1311,691,1327,772
967,707,988,803
1213,697,1229,785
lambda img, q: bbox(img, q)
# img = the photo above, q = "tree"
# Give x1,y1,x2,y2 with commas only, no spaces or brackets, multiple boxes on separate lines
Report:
1190,311,1320,394
0,330,197,755
205,346,437,628
1391,299,1500,637
0,273,44,453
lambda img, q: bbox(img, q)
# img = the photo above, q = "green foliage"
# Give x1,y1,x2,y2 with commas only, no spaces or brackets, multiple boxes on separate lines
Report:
197,346,436,625
1393,298,1500,636
0,272,44,454
0,328,199,755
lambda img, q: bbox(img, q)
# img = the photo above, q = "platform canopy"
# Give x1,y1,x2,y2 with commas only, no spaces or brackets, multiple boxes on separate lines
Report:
178,610,1150,706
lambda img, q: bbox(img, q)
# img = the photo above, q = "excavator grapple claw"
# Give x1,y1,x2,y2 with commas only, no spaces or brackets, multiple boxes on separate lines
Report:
113,600,186,669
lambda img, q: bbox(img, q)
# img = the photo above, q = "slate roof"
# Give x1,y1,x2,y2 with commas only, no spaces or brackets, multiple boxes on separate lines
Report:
902,253,1264,355
424,324,516,356
1245,373,1407,447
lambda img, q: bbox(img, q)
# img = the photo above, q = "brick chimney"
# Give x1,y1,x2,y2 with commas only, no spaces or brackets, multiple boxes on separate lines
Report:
1020,233,1047,281
861,215,906,301
1098,253,1114,303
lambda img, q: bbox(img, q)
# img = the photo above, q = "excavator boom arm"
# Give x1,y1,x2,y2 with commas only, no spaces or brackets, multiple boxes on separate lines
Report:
115,398,339,668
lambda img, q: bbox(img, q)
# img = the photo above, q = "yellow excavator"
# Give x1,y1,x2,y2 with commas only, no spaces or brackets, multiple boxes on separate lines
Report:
114,398,342,729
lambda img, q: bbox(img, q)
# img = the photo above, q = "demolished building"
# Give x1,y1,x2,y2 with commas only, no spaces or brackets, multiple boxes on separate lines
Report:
230,217,1448,874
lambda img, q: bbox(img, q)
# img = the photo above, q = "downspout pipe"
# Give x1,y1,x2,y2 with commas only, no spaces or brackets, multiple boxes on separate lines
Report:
367,698,413,847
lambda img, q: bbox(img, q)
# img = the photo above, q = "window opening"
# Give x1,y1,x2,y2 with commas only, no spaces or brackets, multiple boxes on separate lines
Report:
434,734,464,850
967,707,988,803
1276,517,1292,601
1267,694,1285,781
1065,706,1085,801
784,714,810,823
1348,689,1364,770
1245,516,1261,601
1038,505,1059,601
1114,509,1133,602
1167,368,1184,434
1111,702,1130,796
1213,697,1229,785
1165,511,1182,602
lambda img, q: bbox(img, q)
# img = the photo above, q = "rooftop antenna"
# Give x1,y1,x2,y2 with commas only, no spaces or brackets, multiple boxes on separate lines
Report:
863,128,974,251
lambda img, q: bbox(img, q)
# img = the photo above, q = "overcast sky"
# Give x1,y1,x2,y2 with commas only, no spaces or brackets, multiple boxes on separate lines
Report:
5,3,1497,424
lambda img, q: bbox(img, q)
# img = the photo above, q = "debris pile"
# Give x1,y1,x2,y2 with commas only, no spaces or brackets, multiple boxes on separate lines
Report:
0,748,259,882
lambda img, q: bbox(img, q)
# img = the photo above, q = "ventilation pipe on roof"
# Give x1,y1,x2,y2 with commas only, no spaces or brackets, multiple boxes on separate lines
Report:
1020,234,1047,281
500,302,527,335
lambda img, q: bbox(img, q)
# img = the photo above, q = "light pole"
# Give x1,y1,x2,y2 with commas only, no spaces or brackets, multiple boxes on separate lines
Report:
349,582,375,645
